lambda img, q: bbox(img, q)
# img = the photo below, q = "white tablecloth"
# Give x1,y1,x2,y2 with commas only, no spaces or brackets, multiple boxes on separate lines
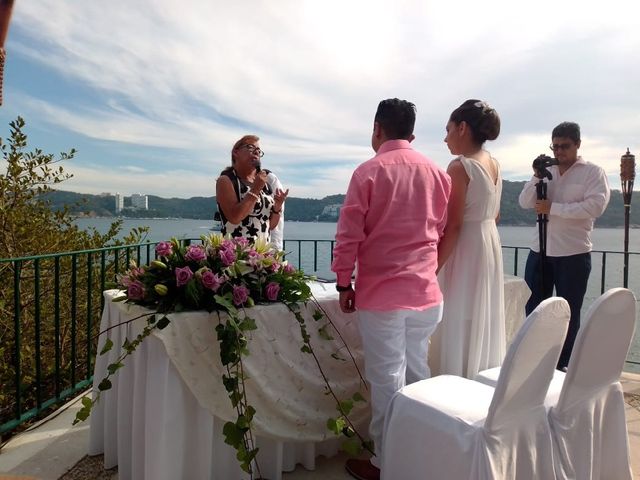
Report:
89,282,369,480
88,278,529,480
503,274,532,345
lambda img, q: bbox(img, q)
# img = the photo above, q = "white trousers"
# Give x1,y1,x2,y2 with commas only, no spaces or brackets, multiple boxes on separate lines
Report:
358,303,443,468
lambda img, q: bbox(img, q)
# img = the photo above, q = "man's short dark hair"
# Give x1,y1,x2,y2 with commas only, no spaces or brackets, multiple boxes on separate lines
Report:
374,98,416,140
552,122,581,144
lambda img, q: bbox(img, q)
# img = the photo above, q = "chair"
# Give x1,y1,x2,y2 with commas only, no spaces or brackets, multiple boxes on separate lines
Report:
548,288,636,480
474,364,564,408
381,297,569,480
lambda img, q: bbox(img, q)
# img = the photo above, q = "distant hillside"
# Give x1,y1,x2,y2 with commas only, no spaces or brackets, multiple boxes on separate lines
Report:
43,181,640,227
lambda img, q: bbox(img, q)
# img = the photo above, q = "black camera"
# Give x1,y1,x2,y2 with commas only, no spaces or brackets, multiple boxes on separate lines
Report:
532,154,559,180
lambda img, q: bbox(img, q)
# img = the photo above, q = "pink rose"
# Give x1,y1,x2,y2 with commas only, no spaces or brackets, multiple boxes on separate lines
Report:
265,282,280,301
118,274,132,287
155,241,173,257
232,284,250,306
233,237,249,248
185,245,207,263
246,250,263,269
128,266,145,278
220,248,237,266
283,264,295,274
220,239,235,251
175,266,194,287
201,270,225,292
127,280,145,300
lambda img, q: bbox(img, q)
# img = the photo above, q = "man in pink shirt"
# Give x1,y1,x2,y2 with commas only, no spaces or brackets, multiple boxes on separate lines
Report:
332,98,451,480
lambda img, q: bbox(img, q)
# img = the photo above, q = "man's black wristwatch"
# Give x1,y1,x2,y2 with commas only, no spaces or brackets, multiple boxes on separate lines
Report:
336,284,353,292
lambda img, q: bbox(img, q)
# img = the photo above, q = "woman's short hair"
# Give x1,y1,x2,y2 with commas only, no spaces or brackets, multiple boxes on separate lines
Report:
449,99,500,145
231,135,260,164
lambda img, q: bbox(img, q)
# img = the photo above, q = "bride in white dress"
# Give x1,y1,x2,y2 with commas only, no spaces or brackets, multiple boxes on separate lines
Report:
432,99,506,379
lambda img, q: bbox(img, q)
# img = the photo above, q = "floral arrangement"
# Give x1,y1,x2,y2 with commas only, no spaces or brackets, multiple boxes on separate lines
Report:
75,234,370,477
118,234,311,313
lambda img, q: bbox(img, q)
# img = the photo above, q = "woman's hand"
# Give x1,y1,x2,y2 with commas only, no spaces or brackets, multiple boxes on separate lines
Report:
273,188,289,211
252,170,268,193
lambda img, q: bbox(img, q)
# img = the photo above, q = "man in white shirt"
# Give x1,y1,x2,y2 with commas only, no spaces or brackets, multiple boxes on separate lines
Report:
265,171,284,251
519,122,610,369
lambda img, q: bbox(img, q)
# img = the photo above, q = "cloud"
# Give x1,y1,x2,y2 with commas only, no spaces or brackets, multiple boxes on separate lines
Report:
5,0,640,197
63,164,216,198
122,166,147,173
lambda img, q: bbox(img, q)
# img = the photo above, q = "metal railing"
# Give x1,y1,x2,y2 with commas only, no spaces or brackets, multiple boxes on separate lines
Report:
0,239,199,437
1,239,638,436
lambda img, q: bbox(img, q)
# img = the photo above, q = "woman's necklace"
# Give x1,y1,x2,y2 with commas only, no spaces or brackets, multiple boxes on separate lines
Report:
234,169,256,188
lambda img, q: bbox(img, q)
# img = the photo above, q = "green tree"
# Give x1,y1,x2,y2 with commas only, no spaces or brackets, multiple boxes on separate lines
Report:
0,117,146,436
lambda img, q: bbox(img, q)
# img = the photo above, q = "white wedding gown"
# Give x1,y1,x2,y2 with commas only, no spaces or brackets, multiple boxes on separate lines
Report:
432,155,506,379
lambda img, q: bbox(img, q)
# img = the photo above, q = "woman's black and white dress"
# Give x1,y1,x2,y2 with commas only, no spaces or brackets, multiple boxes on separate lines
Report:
217,169,274,243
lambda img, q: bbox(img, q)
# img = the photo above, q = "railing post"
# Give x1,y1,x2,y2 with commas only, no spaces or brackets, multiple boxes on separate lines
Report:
114,249,120,277
100,250,106,313
86,253,93,378
601,252,607,295
313,240,318,272
54,256,61,399
13,260,22,421
71,254,77,387
34,258,42,409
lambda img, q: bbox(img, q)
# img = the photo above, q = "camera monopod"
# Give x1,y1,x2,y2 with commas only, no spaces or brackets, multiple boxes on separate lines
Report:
532,154,558,297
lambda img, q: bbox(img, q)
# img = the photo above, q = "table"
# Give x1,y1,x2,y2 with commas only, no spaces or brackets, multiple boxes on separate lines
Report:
89,282,369,480
89,278,529,480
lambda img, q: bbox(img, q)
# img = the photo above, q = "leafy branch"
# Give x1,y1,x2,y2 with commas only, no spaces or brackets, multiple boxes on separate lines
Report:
73,311,169,424
214,298,262,477
287,302,373,457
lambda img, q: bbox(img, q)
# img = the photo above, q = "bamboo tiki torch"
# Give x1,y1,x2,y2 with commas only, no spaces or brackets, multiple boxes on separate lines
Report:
0,0,16,106
620,148,635,288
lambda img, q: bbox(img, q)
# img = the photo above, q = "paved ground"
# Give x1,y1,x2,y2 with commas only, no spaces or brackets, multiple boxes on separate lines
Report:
2,372,640,480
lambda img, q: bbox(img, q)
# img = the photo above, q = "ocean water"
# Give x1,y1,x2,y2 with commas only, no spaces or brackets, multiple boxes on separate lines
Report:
75,218,640,371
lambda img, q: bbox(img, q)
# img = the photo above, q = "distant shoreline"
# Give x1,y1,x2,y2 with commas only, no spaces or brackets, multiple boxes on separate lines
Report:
72,216,640,229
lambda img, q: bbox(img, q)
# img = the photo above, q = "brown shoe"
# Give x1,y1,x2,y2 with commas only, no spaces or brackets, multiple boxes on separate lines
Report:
345,458,380,480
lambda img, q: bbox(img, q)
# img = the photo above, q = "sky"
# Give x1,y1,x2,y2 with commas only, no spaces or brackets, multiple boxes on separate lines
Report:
1,0,639,199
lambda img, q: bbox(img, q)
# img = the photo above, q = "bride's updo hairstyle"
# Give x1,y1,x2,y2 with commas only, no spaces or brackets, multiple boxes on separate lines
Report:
449,99,500,146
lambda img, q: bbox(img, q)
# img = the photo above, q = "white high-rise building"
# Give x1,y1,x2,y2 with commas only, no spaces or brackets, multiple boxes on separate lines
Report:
321,204,341,218
115,193,124,213
131,193,148,210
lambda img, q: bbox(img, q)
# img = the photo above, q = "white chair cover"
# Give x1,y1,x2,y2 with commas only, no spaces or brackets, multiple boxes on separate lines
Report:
381,297,569,480
548,288,636,480
474,366,564,408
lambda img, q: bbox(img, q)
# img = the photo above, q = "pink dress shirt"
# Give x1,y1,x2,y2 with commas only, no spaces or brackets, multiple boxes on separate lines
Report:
331,140,451,311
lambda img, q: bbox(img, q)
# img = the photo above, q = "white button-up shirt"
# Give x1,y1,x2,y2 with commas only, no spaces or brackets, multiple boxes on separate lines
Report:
266,171,284,251
518,157,610,257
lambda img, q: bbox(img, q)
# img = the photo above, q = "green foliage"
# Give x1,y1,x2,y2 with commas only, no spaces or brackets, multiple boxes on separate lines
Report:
0,117,148,435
